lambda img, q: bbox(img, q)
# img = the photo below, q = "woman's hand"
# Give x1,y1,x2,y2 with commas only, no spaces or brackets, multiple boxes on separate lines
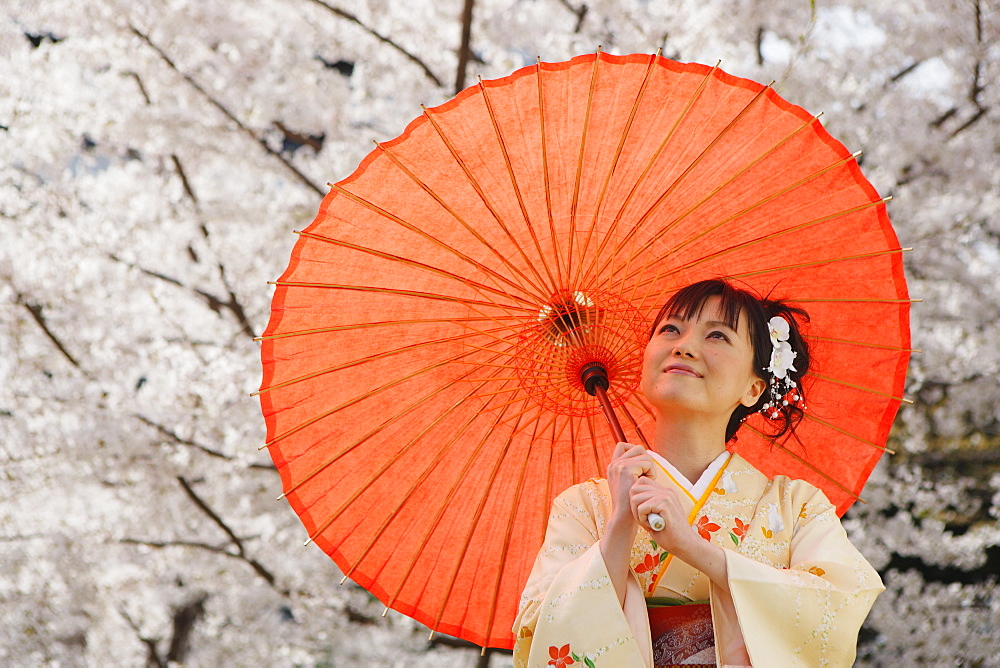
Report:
629,477,730,588
628,477,696,554
606,442,655,527
600,442,654,607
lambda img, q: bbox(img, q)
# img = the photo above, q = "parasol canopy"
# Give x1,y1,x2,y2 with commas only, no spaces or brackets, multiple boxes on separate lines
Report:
258,52,911,650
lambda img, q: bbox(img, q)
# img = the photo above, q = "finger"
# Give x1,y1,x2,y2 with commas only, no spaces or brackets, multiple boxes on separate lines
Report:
621,449,654,477
631,477,663,494
623,444,647,460
636,502,665,530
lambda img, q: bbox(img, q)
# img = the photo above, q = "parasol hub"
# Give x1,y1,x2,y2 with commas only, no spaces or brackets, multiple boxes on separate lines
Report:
579,361,610,396
536,290,597,347
504,289,647,418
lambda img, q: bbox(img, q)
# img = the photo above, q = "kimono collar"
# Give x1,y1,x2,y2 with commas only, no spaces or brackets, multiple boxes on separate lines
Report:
648,450,731,501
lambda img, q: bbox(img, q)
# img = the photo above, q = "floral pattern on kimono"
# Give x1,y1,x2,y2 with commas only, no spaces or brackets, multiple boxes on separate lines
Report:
512,453,884,667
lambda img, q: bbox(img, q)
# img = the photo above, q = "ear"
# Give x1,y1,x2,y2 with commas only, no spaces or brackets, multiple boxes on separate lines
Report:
740,376,767,408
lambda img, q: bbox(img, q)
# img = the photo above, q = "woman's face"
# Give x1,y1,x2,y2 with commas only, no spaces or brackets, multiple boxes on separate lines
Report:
641,296,766,418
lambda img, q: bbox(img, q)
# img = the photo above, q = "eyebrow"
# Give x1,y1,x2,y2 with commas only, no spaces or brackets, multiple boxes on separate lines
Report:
663,315,738,331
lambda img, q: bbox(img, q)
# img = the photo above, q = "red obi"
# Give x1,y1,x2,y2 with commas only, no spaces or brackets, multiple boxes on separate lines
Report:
647,601,715,667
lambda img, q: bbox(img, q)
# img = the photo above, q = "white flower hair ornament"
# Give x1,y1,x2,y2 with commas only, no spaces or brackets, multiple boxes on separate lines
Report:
761,316,805,419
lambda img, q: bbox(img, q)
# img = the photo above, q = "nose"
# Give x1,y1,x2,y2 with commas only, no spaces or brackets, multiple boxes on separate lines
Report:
672,335,697,359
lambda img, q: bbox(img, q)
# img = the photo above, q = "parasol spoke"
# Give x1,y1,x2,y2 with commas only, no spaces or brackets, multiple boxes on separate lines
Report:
467,386,521,401
453,318,566,365
478,77,559,292
271,280,538,313
535,58,565,285
601,61,720,296
419,107,556,296
565,48,603,285
635,247,913,308
255,324,514,396
567,418,580,482
802,334,921,353
575,51,660,291
794,297,919,304
723,247,911,281
566,46,601,287
295,230,542,308
329,182,541,301
802,413,895,455
807,372,913,404
448,358,538,370
583,412,605,476
742,424,864,502
450,331,576,376
453,374,563,384
254,314,517,342
480,414,542,647
604,61,721,267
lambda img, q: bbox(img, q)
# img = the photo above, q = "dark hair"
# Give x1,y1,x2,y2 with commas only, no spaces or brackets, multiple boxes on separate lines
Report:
649,279,811,443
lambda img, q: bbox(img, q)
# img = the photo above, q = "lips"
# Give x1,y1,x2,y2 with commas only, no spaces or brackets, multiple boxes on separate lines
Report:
664,363,701,377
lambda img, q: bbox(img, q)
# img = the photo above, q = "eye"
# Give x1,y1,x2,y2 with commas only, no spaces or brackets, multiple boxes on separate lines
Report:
658,323,679,334
708,330,730,342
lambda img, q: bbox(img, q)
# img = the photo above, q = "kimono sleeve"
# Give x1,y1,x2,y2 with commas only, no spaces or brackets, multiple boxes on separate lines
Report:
512,482,651,668
718,482,884,667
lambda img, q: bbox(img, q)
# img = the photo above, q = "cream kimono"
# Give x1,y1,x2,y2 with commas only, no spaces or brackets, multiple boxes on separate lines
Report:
512,452,883,667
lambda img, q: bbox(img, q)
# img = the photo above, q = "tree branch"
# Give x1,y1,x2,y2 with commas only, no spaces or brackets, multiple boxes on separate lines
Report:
134,414,275,469
108,254,256,339
129,25,324,196
124,537,285,592
176,476,245,554
942,1,990,139
175,477,283,590
120,607,166,668
167,154,255,339
165,594,207,664
556,0,588,33
304,0,444,88
122,479,285,592
889,60,924,83
123,71,152,105
455,0,476,94
170,154,199,205
16,293,81,368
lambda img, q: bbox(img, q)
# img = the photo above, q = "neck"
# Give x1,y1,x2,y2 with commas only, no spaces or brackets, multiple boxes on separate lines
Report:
650,408,729,484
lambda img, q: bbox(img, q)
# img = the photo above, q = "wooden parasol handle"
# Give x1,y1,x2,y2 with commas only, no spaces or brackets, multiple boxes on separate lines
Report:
581,363,666,532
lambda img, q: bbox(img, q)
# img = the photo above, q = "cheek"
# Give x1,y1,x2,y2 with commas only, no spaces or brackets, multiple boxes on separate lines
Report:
639,348,655,391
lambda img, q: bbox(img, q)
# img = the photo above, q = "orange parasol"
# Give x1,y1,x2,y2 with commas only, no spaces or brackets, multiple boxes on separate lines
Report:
257,52,911,650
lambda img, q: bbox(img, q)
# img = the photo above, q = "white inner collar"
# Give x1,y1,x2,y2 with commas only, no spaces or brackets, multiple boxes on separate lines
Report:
648,450,730,499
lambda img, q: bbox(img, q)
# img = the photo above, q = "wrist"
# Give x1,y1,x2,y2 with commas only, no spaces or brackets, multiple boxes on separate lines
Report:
605,511,638,541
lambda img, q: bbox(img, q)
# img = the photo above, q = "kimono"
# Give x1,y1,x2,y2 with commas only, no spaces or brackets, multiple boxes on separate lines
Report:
512,452,883,667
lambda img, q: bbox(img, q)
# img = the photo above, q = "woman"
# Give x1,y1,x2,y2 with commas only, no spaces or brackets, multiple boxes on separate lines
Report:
512,279,883,667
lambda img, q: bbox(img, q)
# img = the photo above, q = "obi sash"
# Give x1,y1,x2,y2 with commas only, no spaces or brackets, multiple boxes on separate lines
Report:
647,599,715,667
